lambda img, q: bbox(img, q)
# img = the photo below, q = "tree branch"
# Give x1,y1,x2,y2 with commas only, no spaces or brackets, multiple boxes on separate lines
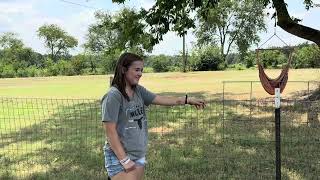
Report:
272,0,320,46
226,32,237,58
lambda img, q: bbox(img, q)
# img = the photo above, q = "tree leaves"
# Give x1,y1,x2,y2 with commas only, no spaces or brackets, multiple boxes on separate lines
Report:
0,32,24,50
37,24,78,62
195,0,266,64
85,8,154,56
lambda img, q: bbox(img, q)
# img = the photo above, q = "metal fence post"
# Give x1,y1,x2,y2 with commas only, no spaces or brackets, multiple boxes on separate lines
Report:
222,81,225,142
275,88,281,180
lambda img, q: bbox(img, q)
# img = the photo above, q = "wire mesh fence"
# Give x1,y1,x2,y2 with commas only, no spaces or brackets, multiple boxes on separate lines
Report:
0,98,105,179
0,81,319,179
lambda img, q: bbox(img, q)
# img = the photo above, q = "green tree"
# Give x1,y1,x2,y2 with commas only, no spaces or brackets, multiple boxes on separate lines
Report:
113,0,320,48
0,32,24,66
243,53,255,68
71,54,88,75
0,32,24,50
293,45,320,68
85,12,116,54
56,60,75,76
195,0,266,65
85,8,153,56
0,32,45,77
101,49,121,73
86,52,100,74
259,50,287,68
37,24,78,62
114,0,219,45
190,46,224,71
265,0,320,47
149,55,171,72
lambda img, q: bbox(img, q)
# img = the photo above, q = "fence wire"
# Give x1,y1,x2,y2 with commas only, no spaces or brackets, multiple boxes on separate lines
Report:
0,81,319,179
0,98,105,179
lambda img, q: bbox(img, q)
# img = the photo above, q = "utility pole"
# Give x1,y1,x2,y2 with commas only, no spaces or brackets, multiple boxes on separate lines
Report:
183,33,186,73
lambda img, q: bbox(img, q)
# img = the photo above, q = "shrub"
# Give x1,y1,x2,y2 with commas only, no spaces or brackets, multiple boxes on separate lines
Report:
71,56,87,75
244,53,255,68
292,45,320,68
142,67,153,73
151,55,170,72
259,50,286,68
228,63,246,70
57,60,75,76
16,68,28,77
190,46,224,71
1,65,16,78
25,66,39,77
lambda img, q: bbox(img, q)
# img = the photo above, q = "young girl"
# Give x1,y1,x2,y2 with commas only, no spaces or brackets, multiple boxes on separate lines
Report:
101,52,205,180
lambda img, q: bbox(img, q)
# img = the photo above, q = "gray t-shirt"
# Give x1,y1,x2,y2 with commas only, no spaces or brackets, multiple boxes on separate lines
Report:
101,85,156,160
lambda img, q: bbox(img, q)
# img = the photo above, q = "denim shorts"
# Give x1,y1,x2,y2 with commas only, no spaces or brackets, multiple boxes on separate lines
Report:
103,144,146,177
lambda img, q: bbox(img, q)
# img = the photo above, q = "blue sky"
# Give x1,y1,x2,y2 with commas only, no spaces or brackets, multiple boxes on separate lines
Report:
0,0,319,55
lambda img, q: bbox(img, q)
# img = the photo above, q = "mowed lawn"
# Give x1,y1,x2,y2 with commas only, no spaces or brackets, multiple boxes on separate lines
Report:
0,69,319,99
0,69,319,179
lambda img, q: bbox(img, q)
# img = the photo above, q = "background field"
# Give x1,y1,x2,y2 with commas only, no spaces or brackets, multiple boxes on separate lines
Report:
0,69,319,179
0,69,319,99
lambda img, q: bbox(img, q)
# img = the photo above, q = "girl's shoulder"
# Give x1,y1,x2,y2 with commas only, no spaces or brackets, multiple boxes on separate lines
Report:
109,86,121,95
135,84,146,92
101,86,122,102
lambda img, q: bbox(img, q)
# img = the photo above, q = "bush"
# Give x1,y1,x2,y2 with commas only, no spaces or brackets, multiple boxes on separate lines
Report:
1,65,16,78
142,67,153,73
292,45,320,68
37,68,50,77
46,64,59,76
16,68,28,77
71,56,87,75
57,60,75,76
44,58,58,76
244,53,255,68
228,63,246,70
168,66,180,72
26,66,39,77
151,55,170,72
190,46,224,71
259,50,287,68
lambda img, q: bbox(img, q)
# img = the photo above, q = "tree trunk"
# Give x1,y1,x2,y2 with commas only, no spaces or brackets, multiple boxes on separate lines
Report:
183,33,186,73
272,0,320,47
51,46,54,62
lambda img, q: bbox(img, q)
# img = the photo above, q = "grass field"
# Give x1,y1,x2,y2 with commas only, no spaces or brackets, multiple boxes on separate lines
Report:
0,69,319,99
0,69,319,179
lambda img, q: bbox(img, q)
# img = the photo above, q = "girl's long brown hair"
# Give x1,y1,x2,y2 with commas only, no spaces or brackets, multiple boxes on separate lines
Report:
111,52,143,101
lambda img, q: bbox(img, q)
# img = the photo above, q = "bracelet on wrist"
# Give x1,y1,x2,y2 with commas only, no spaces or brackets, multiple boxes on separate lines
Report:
120,156,130,165
185,94,188,104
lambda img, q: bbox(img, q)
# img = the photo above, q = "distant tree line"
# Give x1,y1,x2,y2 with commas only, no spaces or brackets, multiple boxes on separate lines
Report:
0,0,319,78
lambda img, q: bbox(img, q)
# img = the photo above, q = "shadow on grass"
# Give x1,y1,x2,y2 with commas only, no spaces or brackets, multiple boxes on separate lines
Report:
146,93,320,179
0,99,106,180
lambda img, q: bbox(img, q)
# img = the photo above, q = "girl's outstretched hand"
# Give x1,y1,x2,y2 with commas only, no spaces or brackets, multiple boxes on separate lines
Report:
187,98,206,109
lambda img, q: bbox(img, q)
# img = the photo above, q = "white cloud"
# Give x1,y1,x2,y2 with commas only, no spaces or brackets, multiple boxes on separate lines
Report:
0,0,36,29
0,0,97,54
0,1,34,14
62,9,97,53
0,0,42,49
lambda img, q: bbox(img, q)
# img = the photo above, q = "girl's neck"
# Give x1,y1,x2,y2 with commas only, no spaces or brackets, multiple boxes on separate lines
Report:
125,85,134,98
